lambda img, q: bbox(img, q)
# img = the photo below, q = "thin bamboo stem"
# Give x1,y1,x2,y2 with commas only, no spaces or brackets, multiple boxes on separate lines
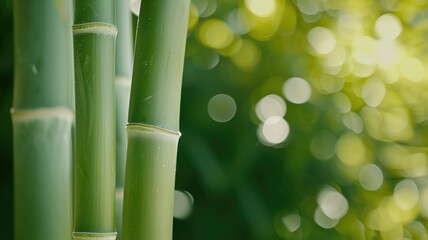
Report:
115,77,131,240
114,1,133,238
12,0,73,239
115,0,133,191
122,0,190,239
72,1,117,238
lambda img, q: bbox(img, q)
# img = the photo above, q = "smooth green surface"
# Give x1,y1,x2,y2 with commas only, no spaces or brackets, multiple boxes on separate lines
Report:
13,0,72,109
123,0,190,239
116,0,133,191
128,0,190,131
115,0,133,189
115,79,131,188
73,24,117,233
122,126,180,240
12,0,73,239
114,1,133,238
73,0,117,235
74,0,115,25
115,188,124,240
115,80,130,240
13,111,73,240
115,0,133,78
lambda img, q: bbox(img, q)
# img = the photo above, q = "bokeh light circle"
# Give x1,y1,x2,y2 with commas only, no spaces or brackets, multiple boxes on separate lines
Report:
375,14,402,40
257,116,290,146
244,0,276,17
255,94,287,122
173,190,194,220
359,164,383,191
317,187,349,220
208,94,237,122
283,77,312,104
307,27,336,55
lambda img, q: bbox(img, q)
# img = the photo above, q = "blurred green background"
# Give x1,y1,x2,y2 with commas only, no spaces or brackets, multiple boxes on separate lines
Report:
4,0,428,239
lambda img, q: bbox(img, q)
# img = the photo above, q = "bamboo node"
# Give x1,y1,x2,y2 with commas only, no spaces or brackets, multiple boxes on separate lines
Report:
115,76,132,87
127,123,181,137
73,22,118,36
72,232,117,240
10,107,74,121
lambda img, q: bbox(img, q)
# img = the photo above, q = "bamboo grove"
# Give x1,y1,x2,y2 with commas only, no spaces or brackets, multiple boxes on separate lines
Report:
11,0,190,239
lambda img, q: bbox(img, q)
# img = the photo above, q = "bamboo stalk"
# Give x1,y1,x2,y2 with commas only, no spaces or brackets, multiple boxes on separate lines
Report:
72,0,117,239
12,0,73,239
115,1,133,239
122,0,190,239
115,77,130,240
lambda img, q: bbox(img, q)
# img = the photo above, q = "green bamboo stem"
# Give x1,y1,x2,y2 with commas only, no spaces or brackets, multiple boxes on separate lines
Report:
115,0,133,191
116,77,131,240
122,0,190,239
115,1,133,239
72,1,117,239
12,0,73,239
115,77,131,240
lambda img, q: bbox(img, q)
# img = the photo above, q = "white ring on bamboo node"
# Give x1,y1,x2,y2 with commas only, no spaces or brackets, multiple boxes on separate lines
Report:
10,107,74,121
72,232,117,240
127,123,181,137
73,22,118,36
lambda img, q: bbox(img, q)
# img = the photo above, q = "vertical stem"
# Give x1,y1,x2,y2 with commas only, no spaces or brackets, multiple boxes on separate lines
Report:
12,0,73,239
72,1,117,239
122,0,190,239
115,1,134,238
115,77,130,240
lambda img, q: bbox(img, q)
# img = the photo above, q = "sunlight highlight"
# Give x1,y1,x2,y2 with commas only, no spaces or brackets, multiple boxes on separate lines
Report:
283,77,312,104
244,0,276,17
399,57,425,82
366,206,396,231
352,36,377,65
173,191,194,219
383,108,412,140
335,133,367,167
281,214,301,232
320,47,347,71
208,94,237,122
342,112,364,134
333,93,351,113
393,179,419,210
297,0,320,15
227,9,249,35
307,27,336,55
231,39,261,69
359,164,383,191
375,14,402,40
377,39,401,66
317,187,349,220
362,78,385,107
258,116,290,146
255,94,287,122
314,207,339,229
199,19,234,49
